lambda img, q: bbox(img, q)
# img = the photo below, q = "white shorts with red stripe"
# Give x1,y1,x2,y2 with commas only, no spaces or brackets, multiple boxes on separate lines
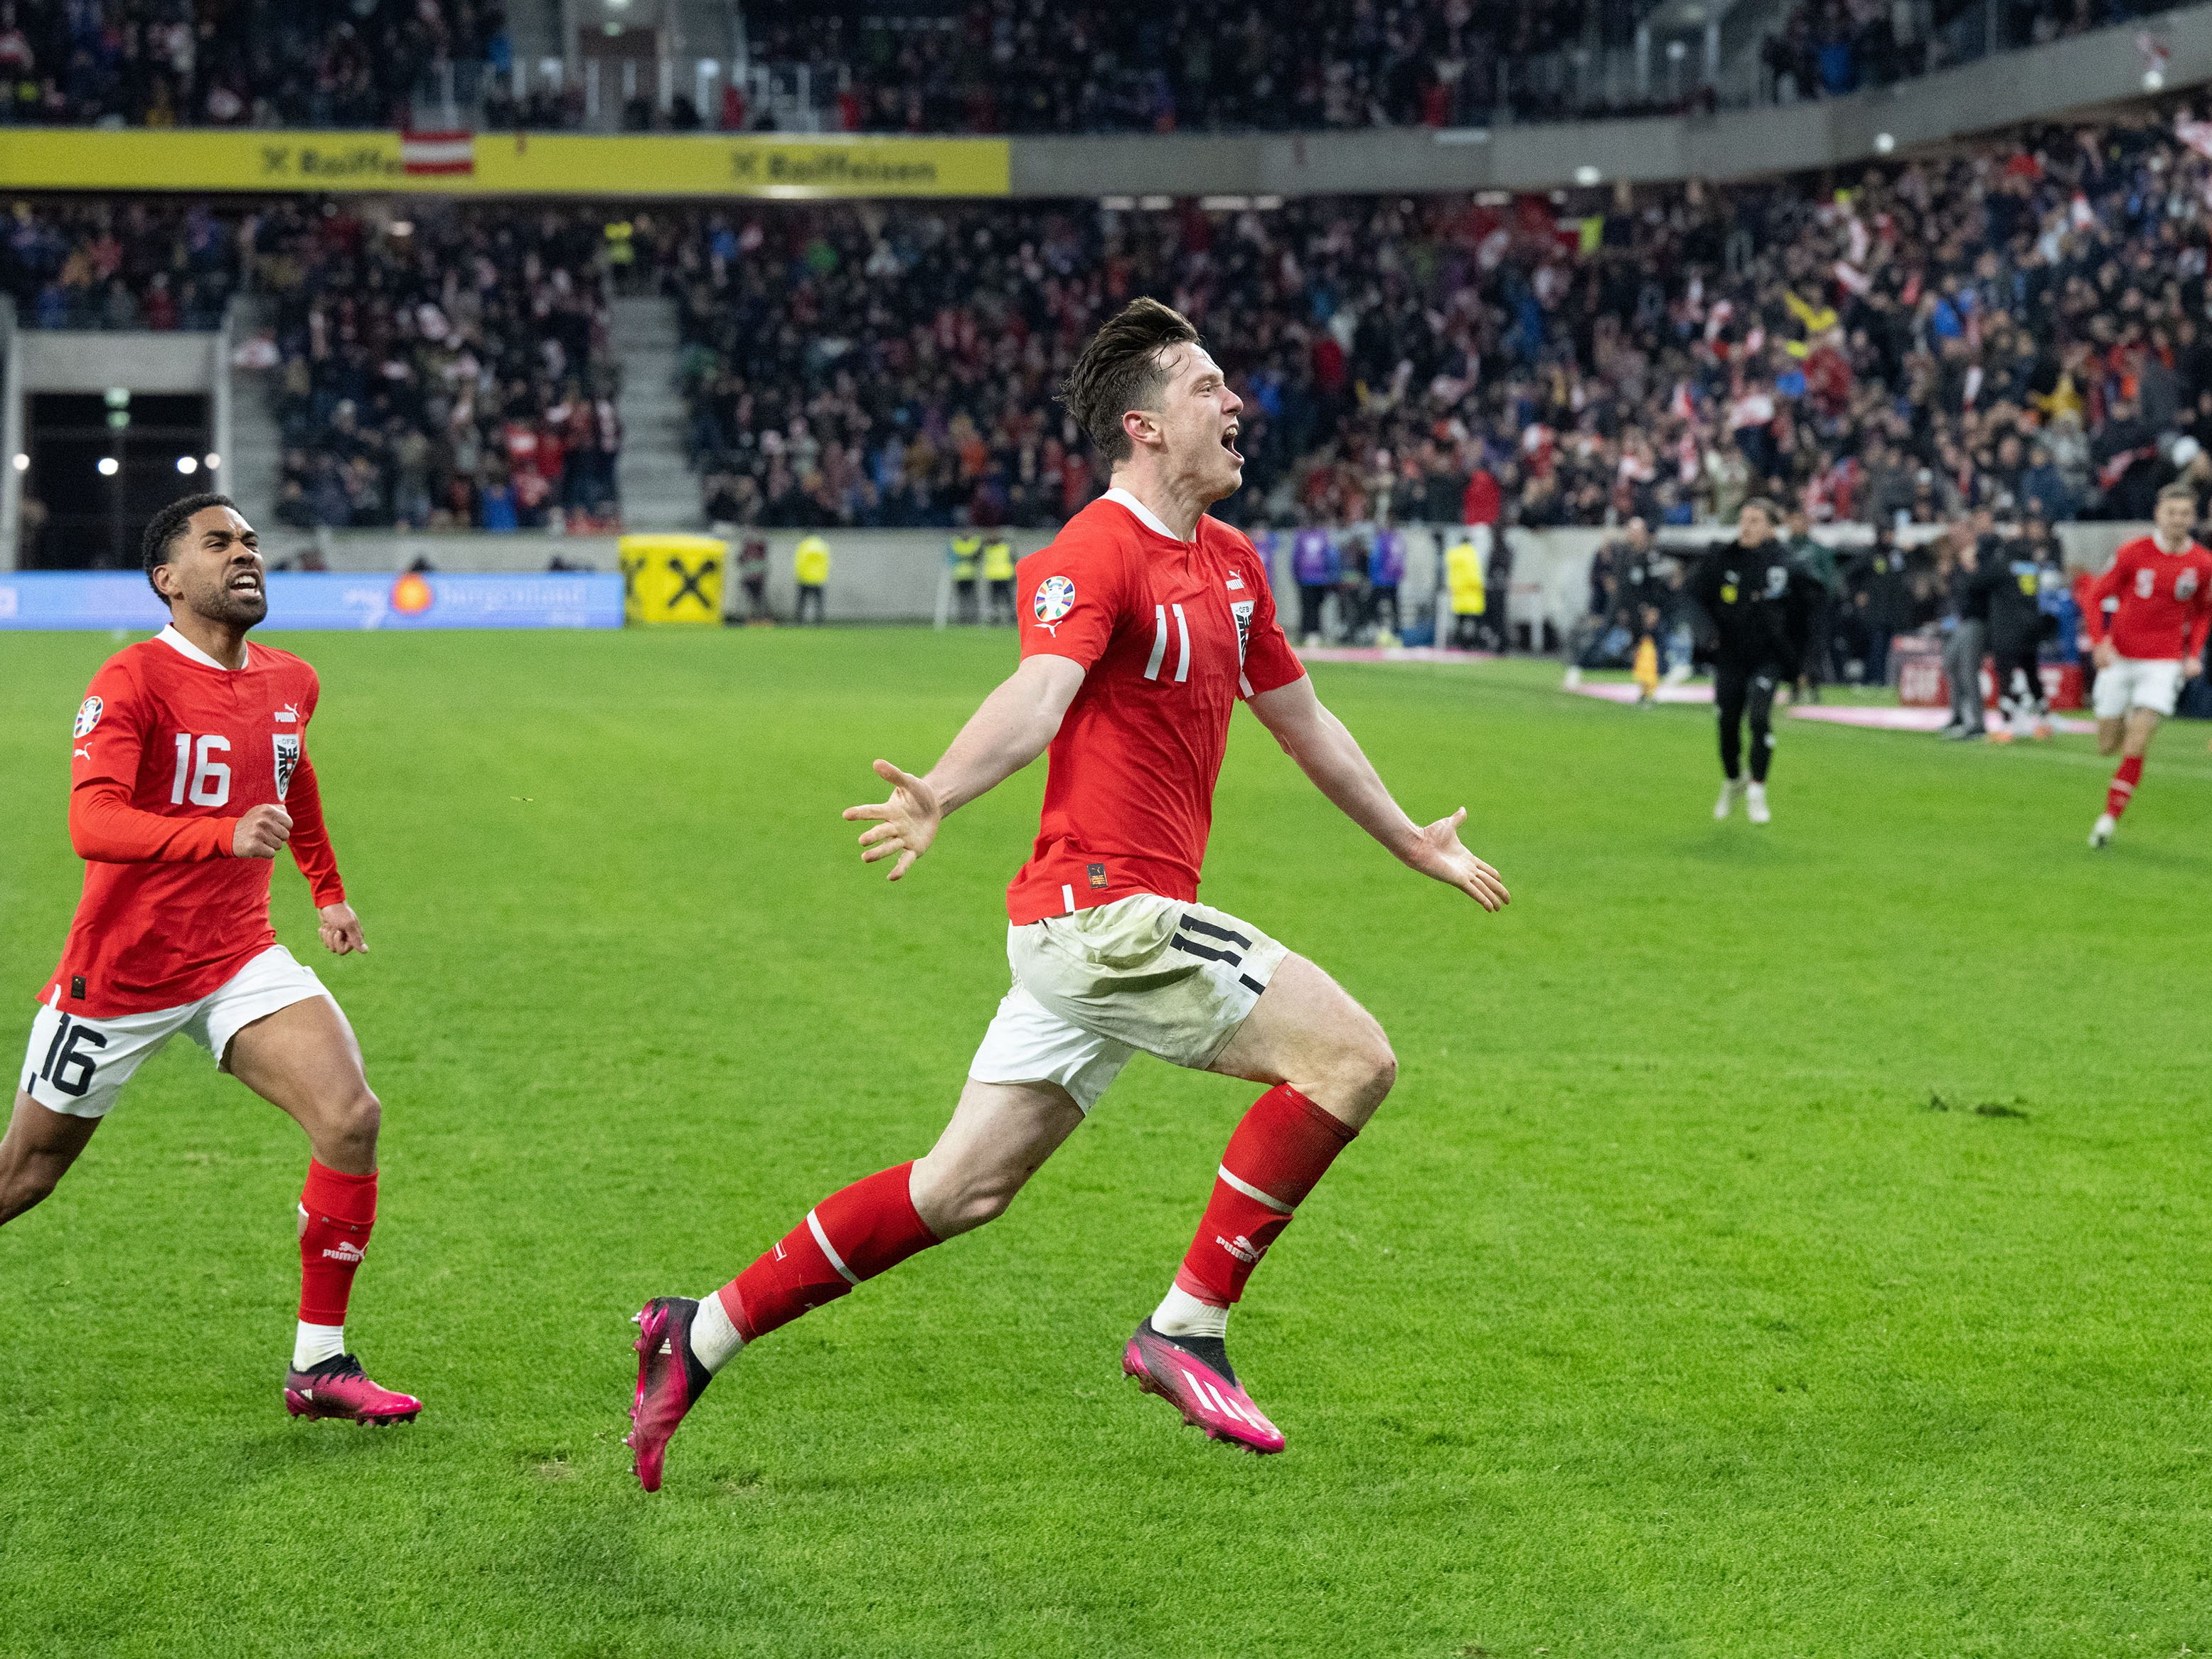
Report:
968,895,1288,1112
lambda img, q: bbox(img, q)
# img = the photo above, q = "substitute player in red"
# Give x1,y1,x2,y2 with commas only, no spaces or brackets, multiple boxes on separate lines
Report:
0,494,419,1425
2084,483,2212,848
626,299,1509,1488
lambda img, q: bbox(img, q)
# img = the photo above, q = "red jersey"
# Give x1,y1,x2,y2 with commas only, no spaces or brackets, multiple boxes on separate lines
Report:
1006,491,1305,924
2085,535,2212,662
44,626,346,1018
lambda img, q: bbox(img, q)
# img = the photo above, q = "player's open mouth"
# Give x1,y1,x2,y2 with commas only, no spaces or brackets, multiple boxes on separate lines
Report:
1221,425,1241,462
228,571,263,594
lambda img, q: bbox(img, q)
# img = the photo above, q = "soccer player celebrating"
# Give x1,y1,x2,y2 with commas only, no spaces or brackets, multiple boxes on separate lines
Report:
0,495,419,1425
1690,497,1804,826
626,299,1509,1488
2084,483,2212,848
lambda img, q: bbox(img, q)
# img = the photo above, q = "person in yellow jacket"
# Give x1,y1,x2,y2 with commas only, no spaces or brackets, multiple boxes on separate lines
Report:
1445,534,1486,650
981,533,1017,626
948,533,981,624
794,533,830,625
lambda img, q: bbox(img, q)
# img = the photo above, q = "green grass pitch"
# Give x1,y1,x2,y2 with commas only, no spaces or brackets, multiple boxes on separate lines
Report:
2,626,2208,1658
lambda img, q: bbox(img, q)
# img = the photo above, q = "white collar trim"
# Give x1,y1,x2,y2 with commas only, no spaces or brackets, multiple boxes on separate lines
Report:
158,624,248,671
1103,486,1192,545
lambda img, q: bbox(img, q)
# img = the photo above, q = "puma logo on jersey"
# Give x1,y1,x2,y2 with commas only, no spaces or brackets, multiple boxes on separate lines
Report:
73,747,91,762
1226,570,1246,590
274,703,299,723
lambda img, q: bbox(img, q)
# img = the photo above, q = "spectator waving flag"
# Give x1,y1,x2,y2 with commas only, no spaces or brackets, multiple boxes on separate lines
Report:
402,131,475,176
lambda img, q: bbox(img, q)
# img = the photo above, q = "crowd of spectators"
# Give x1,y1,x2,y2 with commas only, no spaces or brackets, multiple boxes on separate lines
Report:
4,197,626,530
0,198,242,328
11,103,2212,548
751,0,1612,135
252,204,622,531
0,0,511,129
1761,0,2171,104
670,105,2212,546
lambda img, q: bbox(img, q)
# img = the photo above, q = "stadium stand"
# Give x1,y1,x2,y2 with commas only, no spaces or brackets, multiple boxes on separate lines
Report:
8,104,2211,540
2,0,2187,134
672,107,2212,535
0,0,515,129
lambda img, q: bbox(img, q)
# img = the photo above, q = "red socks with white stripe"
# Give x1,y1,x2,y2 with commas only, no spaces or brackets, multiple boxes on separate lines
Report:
1153,1084,1357,1339
691,1161,941,1374
2105,754,2144,820
294,1160,376,1370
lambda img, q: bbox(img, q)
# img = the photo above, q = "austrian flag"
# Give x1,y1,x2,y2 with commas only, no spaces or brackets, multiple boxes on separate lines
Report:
400,130,474,176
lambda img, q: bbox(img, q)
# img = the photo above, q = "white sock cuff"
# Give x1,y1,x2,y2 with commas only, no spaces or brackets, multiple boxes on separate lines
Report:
292,1321,346,1371
1151,1284,1229,1340
690,1291,745,1375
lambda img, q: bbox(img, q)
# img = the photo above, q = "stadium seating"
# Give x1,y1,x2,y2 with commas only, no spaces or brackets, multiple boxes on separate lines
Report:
672,107,2212,534
0,0,514,129
7,108,2211,539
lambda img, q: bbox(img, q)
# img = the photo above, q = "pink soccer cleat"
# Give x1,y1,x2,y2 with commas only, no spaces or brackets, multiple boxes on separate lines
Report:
283,1353,422,1424
1123,1319,1286,1454
626,1296,713,1493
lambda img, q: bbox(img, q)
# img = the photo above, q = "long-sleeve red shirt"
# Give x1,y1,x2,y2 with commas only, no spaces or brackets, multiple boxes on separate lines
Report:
44,627,344,1018
2084,535,2212,662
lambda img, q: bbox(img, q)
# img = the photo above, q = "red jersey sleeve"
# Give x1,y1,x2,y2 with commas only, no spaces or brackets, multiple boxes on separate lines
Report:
1239,545,1306,698
284,671,346,907
2083,547,2130,645
67,656,235,865
2188,557,2212,661
1017,526,1131,670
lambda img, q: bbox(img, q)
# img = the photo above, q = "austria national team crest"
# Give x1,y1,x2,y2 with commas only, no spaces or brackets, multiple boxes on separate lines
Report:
1033,574,1076,634
272,733,301,800
73,696,102,739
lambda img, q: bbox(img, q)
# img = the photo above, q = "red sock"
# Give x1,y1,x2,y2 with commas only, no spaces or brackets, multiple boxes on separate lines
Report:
2106,755,2144,819
1174,1084,1357,1308
717,1162,940,1342
297,1160,376,1326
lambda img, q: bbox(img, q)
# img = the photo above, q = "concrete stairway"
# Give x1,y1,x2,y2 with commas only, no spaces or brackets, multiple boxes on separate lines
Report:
609,293,698,532
225,296,286,539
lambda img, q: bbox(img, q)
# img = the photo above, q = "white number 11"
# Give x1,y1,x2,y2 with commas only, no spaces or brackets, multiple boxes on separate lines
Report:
169,734,233,807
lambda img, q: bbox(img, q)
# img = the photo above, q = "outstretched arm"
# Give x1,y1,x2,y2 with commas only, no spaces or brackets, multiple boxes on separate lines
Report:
843,653,1086,880
1246,673,1511,912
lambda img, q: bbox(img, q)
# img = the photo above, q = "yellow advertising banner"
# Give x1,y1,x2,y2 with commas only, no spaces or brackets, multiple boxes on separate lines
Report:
0,129,1011,198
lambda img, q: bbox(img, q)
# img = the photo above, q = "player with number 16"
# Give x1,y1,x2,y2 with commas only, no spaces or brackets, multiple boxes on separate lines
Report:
0,495,420,1426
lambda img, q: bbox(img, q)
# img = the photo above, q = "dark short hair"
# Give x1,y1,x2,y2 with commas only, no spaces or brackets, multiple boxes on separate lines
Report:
1739,495,1783,523
141,493,237,600
1059,297,1200,466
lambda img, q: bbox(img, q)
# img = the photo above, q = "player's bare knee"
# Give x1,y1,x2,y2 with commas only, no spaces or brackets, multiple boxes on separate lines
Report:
321,1084,381,1162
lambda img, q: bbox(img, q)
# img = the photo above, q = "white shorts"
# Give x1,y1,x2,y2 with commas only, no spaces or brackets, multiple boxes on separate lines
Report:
968,894,1288,1113
18,945,334,1121
2093,656,2184,720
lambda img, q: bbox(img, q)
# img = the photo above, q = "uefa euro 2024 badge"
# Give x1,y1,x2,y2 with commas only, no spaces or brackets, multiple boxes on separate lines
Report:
73,696,103,739
1033,575,1076,634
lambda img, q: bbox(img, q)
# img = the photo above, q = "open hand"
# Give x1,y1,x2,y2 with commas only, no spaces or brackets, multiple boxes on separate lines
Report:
318,902,367,955
1401,809,1511,912
842,759,941,882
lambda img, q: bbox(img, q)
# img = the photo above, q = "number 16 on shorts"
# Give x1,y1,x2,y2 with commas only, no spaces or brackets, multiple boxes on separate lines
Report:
23,1005,110,1106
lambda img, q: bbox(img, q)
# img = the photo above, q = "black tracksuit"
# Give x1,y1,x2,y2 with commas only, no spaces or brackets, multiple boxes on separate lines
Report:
1689,538,1805,784
1982,536,2051,720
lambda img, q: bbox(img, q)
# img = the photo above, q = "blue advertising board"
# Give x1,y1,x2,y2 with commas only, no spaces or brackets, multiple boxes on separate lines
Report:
0,570,625,630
